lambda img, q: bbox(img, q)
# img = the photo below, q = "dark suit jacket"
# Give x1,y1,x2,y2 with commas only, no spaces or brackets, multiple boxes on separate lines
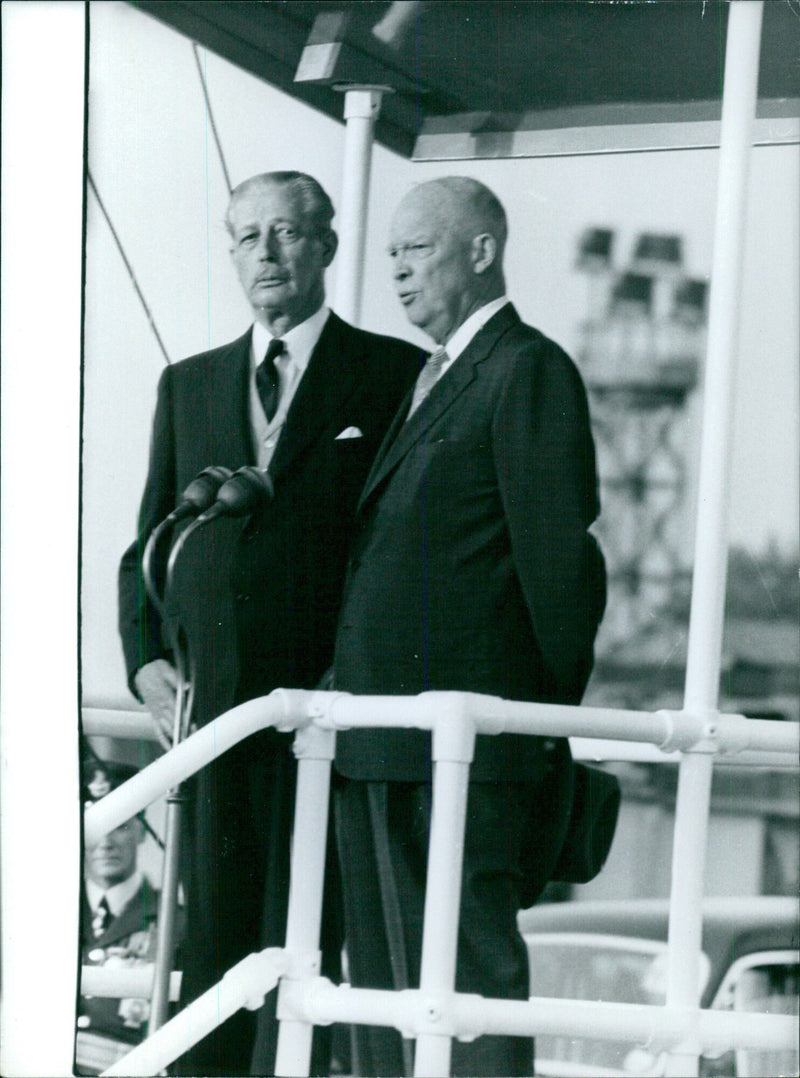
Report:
78,877,160,1048
118,311,421,725
334,303,606,783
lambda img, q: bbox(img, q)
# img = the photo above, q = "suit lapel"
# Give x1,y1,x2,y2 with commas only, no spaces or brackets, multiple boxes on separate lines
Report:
358,355,476,508
359,304,522,510
268,312,364,481
207,329,254,466
360,380,417,489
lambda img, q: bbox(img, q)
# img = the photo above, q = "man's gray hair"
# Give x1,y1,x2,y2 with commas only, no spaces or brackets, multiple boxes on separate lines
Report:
226,171,335,237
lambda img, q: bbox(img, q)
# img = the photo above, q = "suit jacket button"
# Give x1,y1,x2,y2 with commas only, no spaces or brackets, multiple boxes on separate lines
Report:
77,1015,91,1029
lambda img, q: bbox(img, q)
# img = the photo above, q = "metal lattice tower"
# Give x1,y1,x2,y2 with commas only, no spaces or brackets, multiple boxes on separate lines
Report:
576,229,708,653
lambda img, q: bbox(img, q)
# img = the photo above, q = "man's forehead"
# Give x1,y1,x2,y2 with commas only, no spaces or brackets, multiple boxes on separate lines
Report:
230,183,303,226
391,187,460,238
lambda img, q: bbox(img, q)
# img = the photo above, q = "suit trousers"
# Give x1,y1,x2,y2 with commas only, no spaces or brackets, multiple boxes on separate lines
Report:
334,778,535,1077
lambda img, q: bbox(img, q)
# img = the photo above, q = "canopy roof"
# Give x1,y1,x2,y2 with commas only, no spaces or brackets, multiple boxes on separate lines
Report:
131,0,799,158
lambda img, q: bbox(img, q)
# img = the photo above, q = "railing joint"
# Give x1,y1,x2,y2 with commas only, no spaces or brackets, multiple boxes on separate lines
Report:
424,692,477,763
713,712,755,755
270,687,310,732
220,947,289,1012
276,950,323,1023
292,722,336,760
656,708,720,753
307,689,349,729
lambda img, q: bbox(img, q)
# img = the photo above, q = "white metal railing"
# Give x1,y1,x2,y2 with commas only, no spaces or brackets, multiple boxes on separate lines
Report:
82,689,799,1077
83,694,799,848
80,967,182,1001
83,704,799,770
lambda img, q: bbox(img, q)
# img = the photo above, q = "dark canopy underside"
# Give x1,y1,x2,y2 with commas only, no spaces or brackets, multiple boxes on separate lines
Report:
129,0,799,158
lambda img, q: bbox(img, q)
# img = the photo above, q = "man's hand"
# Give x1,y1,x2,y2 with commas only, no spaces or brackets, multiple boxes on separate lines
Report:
134,659,178,750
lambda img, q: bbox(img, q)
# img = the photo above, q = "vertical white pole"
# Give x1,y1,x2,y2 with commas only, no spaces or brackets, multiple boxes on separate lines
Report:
334,87,385,326
414,709,474,1078
414,761,470,1077
274,729,336,1077
148,788,185,1031
664,5,764,1077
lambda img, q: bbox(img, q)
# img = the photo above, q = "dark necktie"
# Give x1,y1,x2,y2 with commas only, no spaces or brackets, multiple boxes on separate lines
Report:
255,338,286,423
407,347,449,419
92,896,111,938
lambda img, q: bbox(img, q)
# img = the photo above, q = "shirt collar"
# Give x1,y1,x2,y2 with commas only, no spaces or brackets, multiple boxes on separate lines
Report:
252,305,330,372
444,296,510,361
86,870,143,918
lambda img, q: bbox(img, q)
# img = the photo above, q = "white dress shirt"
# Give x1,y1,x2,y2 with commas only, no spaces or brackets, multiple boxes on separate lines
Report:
250,305,330,468
86,870,144,918
437,295,510,379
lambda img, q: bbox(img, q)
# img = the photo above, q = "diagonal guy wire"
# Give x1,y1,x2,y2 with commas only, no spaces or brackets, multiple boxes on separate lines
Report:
87,170,172,365
192,42,233,196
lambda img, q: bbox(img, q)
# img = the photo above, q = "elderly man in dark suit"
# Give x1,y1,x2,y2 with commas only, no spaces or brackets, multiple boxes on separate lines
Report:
333,176,606,1077
118,171,420,1076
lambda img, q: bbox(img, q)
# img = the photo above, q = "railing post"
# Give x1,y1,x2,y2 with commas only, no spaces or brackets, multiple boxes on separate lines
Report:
414,704,475,1077
274,719,336,1077
664,4,764,1076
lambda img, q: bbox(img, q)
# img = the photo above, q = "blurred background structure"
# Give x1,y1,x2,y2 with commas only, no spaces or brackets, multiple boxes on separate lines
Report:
571,226,797,905
575,226,704,649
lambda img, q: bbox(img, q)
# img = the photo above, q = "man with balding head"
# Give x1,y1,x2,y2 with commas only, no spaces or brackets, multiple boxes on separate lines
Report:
333,177,606,1076
118,171,420,1074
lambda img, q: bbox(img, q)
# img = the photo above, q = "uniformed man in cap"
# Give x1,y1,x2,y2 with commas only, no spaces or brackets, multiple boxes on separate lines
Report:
76,758,175,1076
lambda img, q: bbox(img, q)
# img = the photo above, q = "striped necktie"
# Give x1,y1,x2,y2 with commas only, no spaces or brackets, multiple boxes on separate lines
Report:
407,347,448,419
255,338,286,423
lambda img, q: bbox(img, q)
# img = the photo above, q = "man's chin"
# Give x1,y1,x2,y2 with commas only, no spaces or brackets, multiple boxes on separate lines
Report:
403,308,428,331
406,313,440,340
252,284,290,308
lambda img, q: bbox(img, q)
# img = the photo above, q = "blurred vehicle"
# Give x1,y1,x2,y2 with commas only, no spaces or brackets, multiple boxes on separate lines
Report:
519,896,799,1077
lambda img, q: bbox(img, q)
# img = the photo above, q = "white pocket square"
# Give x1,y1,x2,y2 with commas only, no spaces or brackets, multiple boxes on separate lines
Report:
335,426,363,440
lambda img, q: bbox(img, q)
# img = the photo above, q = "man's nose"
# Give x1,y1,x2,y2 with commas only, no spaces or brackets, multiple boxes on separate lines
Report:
393,253,411,280
258,231,280,260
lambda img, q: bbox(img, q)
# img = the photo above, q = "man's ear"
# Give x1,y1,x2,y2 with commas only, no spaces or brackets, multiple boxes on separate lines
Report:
320,228,339,269
471,233,497,275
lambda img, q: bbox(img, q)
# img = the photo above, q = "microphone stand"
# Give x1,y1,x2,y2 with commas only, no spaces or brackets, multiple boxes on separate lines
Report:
143,472,230,1035
147,467,273,1035
147,639,191,1034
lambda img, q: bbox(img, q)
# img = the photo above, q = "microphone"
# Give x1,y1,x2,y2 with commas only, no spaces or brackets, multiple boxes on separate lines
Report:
142,467,234,612
195,466,274,524
164,466,234,525
163,467,274,614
